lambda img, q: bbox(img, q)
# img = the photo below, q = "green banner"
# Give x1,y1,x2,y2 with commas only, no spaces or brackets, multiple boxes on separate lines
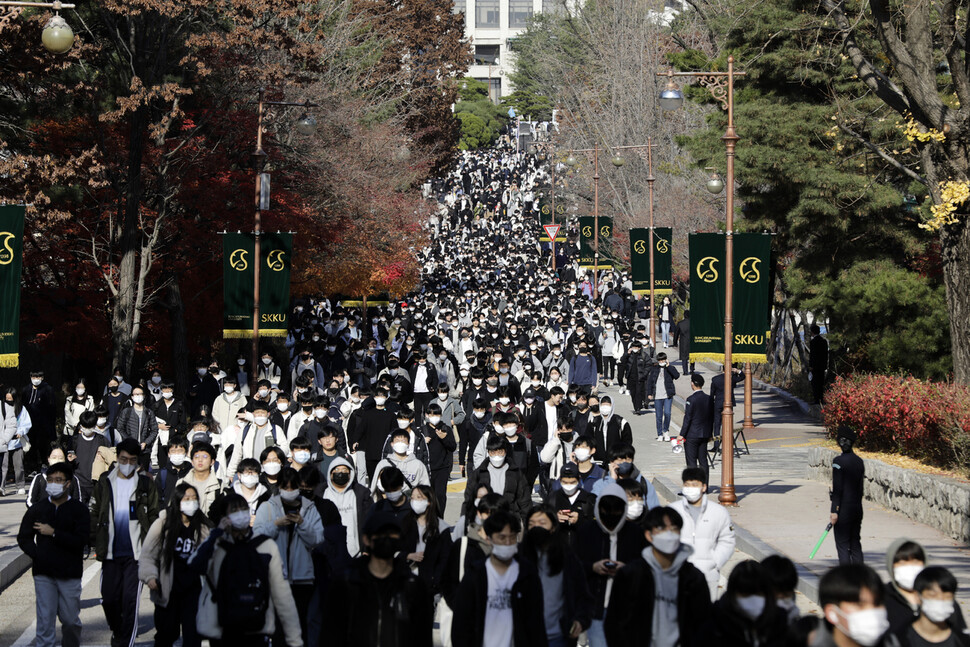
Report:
223,233,293,338
733,233,771,363
578,216,613,269
629,228,650,294
688,232,771,363
538,199,566,242
688,233,725,362
654,227,672,295
0,206,24,367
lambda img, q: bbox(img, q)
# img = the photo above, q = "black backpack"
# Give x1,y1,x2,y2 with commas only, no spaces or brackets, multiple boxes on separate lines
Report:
215,535,272,633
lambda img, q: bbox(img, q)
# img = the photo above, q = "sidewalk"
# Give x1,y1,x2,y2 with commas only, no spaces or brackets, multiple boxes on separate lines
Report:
0,491,31,591
607,355,970,618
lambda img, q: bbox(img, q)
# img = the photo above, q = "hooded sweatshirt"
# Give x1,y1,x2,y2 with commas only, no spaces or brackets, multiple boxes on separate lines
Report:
643,543,694,647
323,457,362,557
594,482,628,609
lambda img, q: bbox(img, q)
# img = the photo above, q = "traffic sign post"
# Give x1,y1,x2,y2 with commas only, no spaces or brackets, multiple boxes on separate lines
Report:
543,224,561,272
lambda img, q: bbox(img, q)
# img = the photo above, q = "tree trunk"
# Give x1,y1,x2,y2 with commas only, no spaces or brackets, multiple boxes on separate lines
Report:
942,220,970,384
166,276,189,396
111,107,147,377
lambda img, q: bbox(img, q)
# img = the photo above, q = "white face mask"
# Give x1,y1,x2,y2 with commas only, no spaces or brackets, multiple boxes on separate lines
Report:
736,595,766,620
162,391,174,400
921,598,955,623
893,564,923,591
626,500,644,520
503,426,517,437
314,408,327,419
237,359,246,366
397,419,410,429
600,405,613,417
437,393,448,401
561,482,579,496
257,389,270,398
132,394,145,405
489,455,505,468
169,453,187,466
498,397,510,405
386,489,404,502
410,499,430,515
280,488,301,502
239,473,260,488
80,427,96,438
119,463,137,477
254,415,268,426
650,529,681,554
151,376,162,384
180,500,200,516
31,378,42,386
574,448,591,462
224,385,235,394
491,543,517,562
262,462,282,476
682,486,703,503
97,417,108,427
293,450,311,464
228,510,251,529
392,441,409,455
473,411,485,419
277,402,289,412
472,378,483,386
374,396,387,406
427,416,441,425
262,358,272,365
830,607,890,647
46,482,66,499
75,388,86,396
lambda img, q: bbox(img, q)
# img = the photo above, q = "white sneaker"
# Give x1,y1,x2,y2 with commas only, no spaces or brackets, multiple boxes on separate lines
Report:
655,435,665,442
663,433,670,442
17,488,26,495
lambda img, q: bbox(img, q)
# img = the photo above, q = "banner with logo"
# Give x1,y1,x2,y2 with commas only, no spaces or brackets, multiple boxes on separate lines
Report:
630,227,650,294
578,216,613,269
0,206,24,367
688,233,725,362
223,233,293,338
732,233,771,363
538,199,566,242
653,227,672,295
688,232,771,363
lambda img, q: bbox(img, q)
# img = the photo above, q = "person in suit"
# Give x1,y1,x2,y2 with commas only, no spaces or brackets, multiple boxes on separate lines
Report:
678,374,714,485
709,365,743,440
809,323,829,404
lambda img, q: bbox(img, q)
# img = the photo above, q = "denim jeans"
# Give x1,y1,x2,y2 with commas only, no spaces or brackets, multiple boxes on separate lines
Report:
587,619,607,647
35,575,82,647
661,322,671,344
655,398,672,436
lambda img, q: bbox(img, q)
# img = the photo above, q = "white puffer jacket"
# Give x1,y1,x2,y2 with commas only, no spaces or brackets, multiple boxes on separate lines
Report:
670,496,736,586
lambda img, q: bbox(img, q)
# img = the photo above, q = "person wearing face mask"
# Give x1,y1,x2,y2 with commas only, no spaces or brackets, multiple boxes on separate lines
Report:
258,351,284,391
590,396,633,467
63,379,95,436
544,462,595,545
591,444,660,509
16,460,90,647
761,554,801,626
349,386,398,482
815,564,895,647
226,403,289,479
421,403,457,513
188,362,220,417
177,442,223,516
323,511,434,647
465,435,532,518
400,484,453,601
882,540,968,638
669,467,735,601
323,457,372,558
153,436,192,505
902,567,969,647
89,439,161,647
459,398,491,478
566,435,606,493
139,483,213,647
154,382,188,448
409,351,440,420
604,506,710,647
619,479,648,528
544,347,570,386
70,411,112,504
645,352,681,442
574,482,647,647
212,376,246,442
190,492,303,647
831,426,865,565
253,467,323,646
289,347,327,396
539,417,578,489
693,559,789,647
380,407,432,471
114,386,160,470
23,370,56,471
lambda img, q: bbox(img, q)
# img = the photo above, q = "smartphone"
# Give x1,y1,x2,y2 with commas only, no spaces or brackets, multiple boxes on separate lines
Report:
604,561,617,570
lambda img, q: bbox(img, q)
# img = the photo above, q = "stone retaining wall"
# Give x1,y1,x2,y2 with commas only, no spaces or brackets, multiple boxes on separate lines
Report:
807,446,970,544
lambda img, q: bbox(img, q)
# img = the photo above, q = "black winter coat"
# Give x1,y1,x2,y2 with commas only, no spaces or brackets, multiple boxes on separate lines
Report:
17,497,90,579
574,519,646,619
450,556,549,647
690,596,788,647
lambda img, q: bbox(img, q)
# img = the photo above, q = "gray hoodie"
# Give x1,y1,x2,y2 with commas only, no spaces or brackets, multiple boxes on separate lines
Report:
324,457,362,556
643,543,695,647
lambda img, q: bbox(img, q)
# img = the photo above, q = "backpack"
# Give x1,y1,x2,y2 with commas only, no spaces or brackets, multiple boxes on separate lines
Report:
214,535,272,633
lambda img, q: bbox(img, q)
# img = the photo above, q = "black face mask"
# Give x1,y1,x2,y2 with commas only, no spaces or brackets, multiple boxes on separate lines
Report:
331,471,351,487
369,535,400,559
616,461,635,477
526,526,552,547
560,432,575,442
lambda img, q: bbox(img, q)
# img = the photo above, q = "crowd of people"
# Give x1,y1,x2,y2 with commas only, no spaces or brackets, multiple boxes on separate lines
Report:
9,140,969,647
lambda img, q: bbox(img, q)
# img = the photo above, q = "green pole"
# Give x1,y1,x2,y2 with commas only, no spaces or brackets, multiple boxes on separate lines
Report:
809,523,833,560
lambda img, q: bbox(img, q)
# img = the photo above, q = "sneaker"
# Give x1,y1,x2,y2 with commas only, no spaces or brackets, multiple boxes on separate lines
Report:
17,488,26,495
656,435,665,442
663,433,670,442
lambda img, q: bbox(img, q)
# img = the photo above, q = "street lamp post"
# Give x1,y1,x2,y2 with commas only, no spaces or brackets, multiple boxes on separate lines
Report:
659,56,745,506
530,142,559,272
250,89,317,373
0,0,76,53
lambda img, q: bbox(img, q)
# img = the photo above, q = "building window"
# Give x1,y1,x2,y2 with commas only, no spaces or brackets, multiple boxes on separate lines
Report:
542,0,562,14
476,0,499,28
489,78,502,102
509,0,532,28
474,45,500,65
453,0,465,13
